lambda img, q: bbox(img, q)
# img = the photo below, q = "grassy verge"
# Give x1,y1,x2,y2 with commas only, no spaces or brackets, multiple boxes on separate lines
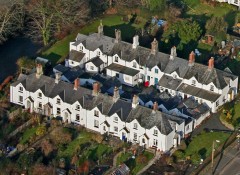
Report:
20,127,37,145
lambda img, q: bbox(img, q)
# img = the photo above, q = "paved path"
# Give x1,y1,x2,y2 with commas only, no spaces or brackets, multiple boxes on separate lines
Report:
136,152,161,175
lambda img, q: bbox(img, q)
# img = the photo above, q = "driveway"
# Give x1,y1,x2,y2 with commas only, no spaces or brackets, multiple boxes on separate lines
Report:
191,112,232,137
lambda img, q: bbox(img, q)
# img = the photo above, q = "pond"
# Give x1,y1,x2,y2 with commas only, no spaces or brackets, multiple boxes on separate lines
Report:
0,36,42,82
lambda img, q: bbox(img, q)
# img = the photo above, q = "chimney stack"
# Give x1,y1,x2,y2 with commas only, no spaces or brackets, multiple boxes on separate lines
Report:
113,86,120,102
132,35,139,49
55,72,61,84
74,78,80,90
36,64,43,79
170,46,177,60
92,82,100,96
188,51,195,66
115,29,121,43
151,38,158,55
208,57,214,70
132,94,139,108
98,20,104,38
153,102,158,112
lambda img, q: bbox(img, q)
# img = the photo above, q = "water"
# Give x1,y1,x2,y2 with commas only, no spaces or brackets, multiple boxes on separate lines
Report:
0,36,42,82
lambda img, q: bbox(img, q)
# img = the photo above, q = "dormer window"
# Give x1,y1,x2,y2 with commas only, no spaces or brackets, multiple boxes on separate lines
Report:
80,46,83,51
191,80,196,86
76,114,80,121
173,74,177,79
57,98,61,105
210,85,214,91
133,62,136,68
38,92,42,98
153,129,158,136
76,105,80,111
155,69,158,74
133,123,138,129
97,51,101,56
114,56,118,62
38,102,42,109
114,117,118,122
94,110,99,117
19,86,23,92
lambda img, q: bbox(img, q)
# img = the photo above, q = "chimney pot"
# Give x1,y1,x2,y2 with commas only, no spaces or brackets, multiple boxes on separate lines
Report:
132,94,139,108
170,46,177,60
98,20,104,38
74,78,80,90
36,64,43,79
132,35,139,49
188,51,195,66
55,72,61,84
153,102,158,111
115,29,121,43
113,86,120,102
151,38,158,55
208,57,214,70
92,82,100,96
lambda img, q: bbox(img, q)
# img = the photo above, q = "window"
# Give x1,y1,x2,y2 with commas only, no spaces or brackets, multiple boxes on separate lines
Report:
76,105,80,111
57,98,61,105
210,85,214,91
19,86,23,92
114,117,118,122
142,138,145,143
133,123,138,129
148,68,151,72
186,125,190,131
90,66,94,70
80,46,83,51
133,62,136,68
134,133,138,141
97,51,101,56
216,100,219,107
155,68,158,74
76,114,80,121
191,80,196,86
153,139,158,146
222,96,226,103
153,129,158,136
114,126,118,132
114,56,118,62
72,61,74,64
38,102,42,109
139,66,143,69
103,126,106,131
94,110,99,117
38,92,42,98
147,76,150,81
94,120,99,128
19,96,23,103
57,108,61,115
116,73,119,78
173,74,177,79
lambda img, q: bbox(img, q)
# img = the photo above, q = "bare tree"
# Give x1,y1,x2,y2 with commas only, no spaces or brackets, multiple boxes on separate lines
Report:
0,0,24,44
26,0,90,46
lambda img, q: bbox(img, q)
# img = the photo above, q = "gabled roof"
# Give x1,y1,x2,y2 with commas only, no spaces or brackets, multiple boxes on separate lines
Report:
68,50,85,62
106,63,140,76
86,56,104,67
62,66,84,83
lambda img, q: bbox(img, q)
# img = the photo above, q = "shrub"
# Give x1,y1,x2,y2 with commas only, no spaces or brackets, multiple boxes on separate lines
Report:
191,153,201,165
136,154,147,164
173,150,185,162
36,125,47,136
92,133,103,143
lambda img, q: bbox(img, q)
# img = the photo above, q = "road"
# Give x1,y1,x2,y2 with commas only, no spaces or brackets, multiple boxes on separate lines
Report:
218,149,240,175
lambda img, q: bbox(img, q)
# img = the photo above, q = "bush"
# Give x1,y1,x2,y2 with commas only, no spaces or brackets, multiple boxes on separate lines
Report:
36,125,47,136
92,133,103,144
136,154,147,164
173,150,185,162
191,153,201,165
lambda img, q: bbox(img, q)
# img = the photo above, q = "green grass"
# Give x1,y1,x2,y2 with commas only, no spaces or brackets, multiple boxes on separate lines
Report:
84,144,112,162
58,131,93,159
131,151,154,175
20,127,37,145
117,152,132,166
41,15,140,64
185,132,230,158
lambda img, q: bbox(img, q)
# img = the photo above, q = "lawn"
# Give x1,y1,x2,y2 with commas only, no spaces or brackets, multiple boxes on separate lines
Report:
117,151,154,175
83,144,112,162
19,127,37,145
41,15,140,64
57,131,93,159
185,131,230,159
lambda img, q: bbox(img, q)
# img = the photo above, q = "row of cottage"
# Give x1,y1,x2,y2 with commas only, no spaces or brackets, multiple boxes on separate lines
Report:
67,21,238,113
11,67,188,151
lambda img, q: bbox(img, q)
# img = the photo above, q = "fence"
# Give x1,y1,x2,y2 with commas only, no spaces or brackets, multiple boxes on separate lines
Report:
7,118,34,139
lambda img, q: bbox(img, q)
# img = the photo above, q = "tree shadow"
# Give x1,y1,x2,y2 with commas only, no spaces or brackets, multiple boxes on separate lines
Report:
104,22,137,43
41,52,61,65
225,11,237,28
198,148,207,159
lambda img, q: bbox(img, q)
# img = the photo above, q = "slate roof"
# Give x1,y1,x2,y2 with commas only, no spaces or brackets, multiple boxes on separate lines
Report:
86,56,104,67
177,83,221,102
12,73,178,135
69,50,85,62
62,66,84,83
74,33,237,89
158,75,182,90
53,64,70,74
176,98,210,120
106,63,140,76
